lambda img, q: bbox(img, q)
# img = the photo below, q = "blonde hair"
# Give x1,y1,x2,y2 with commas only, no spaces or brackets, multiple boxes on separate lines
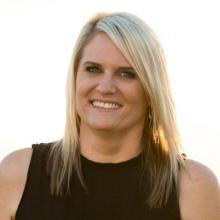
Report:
48,12,185,208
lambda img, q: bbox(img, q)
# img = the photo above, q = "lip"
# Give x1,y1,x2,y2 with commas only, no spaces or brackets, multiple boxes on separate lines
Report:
89,99,122,112
89,99,123,107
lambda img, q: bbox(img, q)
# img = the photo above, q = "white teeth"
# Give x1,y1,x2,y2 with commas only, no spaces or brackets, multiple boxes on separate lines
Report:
92,101,120,109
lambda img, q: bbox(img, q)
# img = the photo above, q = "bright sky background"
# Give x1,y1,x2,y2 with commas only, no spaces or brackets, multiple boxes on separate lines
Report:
0,0,219,180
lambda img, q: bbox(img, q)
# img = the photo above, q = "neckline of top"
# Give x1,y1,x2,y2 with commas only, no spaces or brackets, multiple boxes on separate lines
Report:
80,152,143,169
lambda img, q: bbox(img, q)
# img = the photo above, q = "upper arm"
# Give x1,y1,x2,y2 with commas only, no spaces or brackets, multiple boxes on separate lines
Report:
0,148,33,220
179,159,220,220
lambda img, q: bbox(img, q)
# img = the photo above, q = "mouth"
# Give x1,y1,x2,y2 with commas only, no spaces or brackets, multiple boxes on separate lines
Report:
90,99,122,110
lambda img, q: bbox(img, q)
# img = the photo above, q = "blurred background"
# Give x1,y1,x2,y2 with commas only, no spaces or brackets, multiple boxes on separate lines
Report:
0,0,219,180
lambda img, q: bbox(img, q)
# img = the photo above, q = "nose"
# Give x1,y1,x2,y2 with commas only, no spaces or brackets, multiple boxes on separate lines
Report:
95,74,117,94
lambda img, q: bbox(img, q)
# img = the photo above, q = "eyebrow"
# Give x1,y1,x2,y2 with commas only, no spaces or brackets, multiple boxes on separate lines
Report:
83,61,135,71
83,61,102,67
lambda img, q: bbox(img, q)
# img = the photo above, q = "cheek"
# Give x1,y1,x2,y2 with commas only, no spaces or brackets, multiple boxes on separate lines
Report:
76,74,96,98
75,75,95,114
75,77,87,114
131,86,148,117
75,78,88,99
124,85,147,105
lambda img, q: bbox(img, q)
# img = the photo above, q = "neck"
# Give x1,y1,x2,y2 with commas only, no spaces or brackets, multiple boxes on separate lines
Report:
79,124,144,163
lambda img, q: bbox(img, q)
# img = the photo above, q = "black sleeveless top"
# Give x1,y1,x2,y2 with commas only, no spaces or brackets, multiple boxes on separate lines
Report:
15,142,182,220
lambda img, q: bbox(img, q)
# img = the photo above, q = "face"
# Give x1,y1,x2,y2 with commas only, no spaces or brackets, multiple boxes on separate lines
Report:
76,33,148,133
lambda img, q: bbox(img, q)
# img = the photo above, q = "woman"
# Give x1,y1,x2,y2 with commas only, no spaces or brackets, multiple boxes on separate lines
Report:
0,12,219,220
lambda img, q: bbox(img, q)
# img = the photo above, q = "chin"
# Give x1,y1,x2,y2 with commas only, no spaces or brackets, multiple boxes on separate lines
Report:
90,124,117,131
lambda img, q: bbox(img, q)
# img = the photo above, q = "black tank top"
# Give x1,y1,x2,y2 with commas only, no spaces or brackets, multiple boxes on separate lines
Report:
15,142,181,220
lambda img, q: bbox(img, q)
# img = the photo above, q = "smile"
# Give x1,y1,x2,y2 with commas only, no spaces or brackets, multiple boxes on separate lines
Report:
91,100,121,110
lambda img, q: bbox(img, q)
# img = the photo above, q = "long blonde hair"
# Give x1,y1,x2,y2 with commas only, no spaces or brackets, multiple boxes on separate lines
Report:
48,12,185,208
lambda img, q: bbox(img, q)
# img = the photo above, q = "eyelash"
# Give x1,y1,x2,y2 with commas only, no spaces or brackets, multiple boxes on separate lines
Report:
85,66,136,79
120,71,136,79
85,66,101,73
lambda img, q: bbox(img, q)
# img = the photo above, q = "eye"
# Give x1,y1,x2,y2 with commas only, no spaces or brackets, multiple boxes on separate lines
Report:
120,71,136,79
85,66,101,73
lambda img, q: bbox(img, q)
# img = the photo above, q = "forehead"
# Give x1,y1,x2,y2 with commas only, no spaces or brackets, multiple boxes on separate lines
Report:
79,33,132,67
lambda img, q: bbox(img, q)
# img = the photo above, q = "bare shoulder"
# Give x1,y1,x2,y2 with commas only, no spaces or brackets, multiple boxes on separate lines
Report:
0,148,33,172
179,159,220,220
0,148,33,220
